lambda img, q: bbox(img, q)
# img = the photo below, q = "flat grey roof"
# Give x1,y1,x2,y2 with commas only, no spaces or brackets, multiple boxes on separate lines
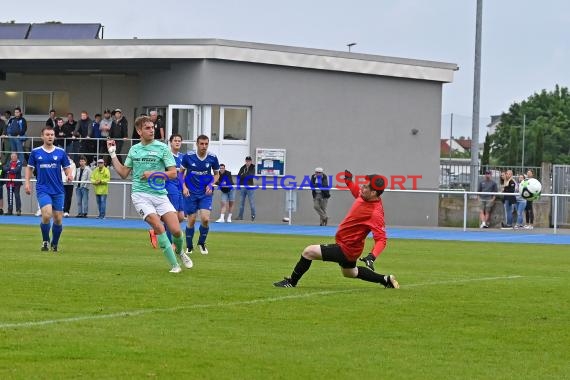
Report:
0,38,457,82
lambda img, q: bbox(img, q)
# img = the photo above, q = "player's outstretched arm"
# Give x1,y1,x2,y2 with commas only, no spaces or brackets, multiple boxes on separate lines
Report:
107,139,131,179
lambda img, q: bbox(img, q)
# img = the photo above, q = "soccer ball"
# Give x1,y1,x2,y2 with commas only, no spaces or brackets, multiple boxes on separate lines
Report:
519,178,542,201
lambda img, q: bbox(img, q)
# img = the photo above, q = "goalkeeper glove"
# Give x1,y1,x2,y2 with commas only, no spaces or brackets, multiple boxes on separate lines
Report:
344,169,353,182
107,144,117,159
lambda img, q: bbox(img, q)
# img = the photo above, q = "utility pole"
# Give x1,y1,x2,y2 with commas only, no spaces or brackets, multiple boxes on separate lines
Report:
521,114,526,168
347,42,356,52
449,113,454,161
470,0,483,191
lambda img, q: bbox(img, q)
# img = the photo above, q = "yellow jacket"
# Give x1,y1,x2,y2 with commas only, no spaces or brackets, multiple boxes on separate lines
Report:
90,166,111,195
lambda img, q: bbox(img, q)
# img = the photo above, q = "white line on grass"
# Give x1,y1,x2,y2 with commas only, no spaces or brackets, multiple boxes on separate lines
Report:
0,275,523,330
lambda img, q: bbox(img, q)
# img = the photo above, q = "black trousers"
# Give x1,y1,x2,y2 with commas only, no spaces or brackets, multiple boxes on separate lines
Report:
64,184,74,213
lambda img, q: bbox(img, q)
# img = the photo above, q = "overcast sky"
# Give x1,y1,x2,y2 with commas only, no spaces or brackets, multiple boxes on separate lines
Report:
6,0,569,139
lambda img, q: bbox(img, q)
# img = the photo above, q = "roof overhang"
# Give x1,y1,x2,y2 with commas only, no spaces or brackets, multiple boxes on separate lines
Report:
0,38,458,82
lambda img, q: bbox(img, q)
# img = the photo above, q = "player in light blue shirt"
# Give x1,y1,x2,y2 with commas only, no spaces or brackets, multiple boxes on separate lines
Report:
25,127,73,252
107,116,191,273
181,135,219,255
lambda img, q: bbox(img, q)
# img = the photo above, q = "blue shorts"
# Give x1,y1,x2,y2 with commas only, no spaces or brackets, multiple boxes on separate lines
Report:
184,193,213,215
38,192,65,212
168,192,185,212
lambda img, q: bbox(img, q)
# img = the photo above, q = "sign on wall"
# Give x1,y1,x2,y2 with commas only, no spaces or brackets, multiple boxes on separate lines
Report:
255,148,286,176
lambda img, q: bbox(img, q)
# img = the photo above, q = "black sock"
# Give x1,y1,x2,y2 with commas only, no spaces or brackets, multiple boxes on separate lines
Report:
356,266,387,285
290,256,312,285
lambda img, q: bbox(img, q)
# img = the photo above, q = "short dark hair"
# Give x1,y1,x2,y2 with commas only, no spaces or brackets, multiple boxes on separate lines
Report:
367,174,386,196
197,134,209,143
14,107,22,113
169,133,183,142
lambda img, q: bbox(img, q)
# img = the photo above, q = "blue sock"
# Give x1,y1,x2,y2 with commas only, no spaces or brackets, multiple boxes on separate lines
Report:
198,225,209,245
40,222,51,242
164,222,172,243
185,227,194,250
51,224,63,246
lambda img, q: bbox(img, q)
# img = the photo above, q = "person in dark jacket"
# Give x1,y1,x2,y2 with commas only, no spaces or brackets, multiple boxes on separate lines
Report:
4,152,23,215
236,156,256,221
311,167,331,226
6,107,27,163
110,109,128,163
215,163,235,223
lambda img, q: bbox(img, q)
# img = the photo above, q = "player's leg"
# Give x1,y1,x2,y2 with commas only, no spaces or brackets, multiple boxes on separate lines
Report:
162,210,192,269
348,265,399,288
146,212,179,272
274,244,322,287
50,194,65,251
37,192,53,251
197,194,212,254
184,195,199,253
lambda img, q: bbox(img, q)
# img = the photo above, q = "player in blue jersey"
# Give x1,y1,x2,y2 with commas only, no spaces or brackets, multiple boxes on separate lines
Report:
181,135,219,255
149,133,186,249
25,127,73,252
107,116,191,273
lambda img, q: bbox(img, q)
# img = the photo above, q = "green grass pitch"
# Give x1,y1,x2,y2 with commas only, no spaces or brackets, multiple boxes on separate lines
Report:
0,225,568,379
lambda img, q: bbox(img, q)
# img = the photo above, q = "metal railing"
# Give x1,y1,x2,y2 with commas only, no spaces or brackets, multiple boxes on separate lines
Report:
2,177,568,234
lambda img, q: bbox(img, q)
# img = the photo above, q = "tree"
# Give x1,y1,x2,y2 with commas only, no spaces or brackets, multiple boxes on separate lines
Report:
481,133,490,172
490,85,570,166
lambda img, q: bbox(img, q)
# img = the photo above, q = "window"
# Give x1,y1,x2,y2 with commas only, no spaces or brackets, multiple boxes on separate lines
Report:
24,92,50,115
211,106,220,141
222,107,247,140
0,91,69,116
0,91,22,114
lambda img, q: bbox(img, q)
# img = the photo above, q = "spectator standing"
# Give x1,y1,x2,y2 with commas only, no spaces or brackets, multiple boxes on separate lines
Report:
6,107,27,163
0,158,3,214
4,152,22,215
91,113,102,160
514,174,527,229
90,158,110,219
477,170,498,228
524,169,535,229
45,109,57,129
215,163,235,223
150,110,165,141
501,170,517,229
99,109,113,139
0,111,9,161
311,167,331,226
62,153,76,217
236,156,256,221
62,113,77,153
110,109,128,162
53,117,66,148
75,156,91,218
75,111,93,163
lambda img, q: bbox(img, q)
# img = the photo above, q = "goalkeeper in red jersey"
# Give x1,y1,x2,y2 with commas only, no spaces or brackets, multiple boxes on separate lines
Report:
273,170,398,289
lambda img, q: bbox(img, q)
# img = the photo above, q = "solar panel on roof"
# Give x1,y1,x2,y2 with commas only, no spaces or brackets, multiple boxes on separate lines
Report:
0,23,31,39
28,23,101,39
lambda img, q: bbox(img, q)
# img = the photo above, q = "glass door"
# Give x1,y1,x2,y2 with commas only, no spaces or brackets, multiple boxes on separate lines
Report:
167,105,199,151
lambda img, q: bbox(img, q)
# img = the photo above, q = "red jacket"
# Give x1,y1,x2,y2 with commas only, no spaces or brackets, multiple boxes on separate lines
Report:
335,179,387,260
